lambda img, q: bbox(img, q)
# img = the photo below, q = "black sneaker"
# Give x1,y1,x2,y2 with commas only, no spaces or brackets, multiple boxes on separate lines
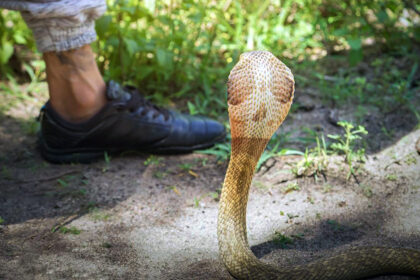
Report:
38,81,226,163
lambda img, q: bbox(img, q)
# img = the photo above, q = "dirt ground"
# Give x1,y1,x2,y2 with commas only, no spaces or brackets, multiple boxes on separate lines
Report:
1,82,420,280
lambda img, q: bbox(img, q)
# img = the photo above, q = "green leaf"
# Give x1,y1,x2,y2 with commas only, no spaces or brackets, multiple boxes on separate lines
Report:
376,10,389,23
23,63,36,81
136,66,154,81
95,15,112,37
156,48,173,69
347,38,362,50
124,38,138,56
332,28,348,37
277,149,304,156
348,49,363,66
327,134,341,140
0,41,13,64
187,101,197,115
57,178,68,187
13,33,26,44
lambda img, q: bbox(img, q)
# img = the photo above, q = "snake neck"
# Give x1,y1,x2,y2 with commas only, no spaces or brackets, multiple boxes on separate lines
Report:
217,137,272,278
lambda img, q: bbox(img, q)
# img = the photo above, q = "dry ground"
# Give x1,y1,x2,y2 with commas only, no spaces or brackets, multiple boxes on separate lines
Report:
1,82,420,279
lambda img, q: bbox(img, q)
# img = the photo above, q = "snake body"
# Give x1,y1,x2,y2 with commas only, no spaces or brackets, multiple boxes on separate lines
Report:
217,51,420,279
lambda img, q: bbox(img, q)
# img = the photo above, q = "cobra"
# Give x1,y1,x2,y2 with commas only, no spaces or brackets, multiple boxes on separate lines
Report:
217,51,420,279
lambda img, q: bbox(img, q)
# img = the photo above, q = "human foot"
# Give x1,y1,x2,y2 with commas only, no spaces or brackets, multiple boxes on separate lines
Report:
38,81,226,163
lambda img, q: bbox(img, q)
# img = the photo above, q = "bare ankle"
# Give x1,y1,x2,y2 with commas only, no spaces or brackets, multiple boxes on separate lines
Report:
44,45,107,122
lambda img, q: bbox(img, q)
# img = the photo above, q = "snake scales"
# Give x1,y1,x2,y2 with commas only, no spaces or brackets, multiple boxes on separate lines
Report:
217,51,420,279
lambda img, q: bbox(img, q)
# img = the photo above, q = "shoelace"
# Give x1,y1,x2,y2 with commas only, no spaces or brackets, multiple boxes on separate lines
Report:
125,85,170,121
108,81,170,121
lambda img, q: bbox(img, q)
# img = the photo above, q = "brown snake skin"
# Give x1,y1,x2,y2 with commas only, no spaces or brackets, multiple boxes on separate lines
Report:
217,51,420,279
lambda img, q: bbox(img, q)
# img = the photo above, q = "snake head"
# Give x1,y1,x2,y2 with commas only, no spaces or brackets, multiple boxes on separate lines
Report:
227,51,294,139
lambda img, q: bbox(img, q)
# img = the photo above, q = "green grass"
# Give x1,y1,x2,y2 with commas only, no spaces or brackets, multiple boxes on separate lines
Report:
385,174,397,181
2,1,418,119
90,208,111,222
144,155,163,166
0,1,418,182
153,170,167,179
58,226,81,235
360,184,373,198
322,184,333,193
292,121,369,180
272,231,304,249
178,163,194,171
282,182,300,194
198,129,303,165
272,232,294,249
327,219,342,231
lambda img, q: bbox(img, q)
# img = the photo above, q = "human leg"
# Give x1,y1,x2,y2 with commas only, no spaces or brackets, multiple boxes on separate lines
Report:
0,0,107,121
44,45,107,122
1,0,225,163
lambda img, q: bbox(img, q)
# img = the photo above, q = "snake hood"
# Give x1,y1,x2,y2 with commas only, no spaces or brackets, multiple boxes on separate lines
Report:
227,51,294,140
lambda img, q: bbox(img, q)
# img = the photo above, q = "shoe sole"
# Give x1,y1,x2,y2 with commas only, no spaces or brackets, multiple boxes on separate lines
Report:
38,133,226,164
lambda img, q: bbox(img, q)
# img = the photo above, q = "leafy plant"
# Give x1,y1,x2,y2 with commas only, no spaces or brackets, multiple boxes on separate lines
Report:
2,0,419,124
272,232,294,249
292,135,328,179
256,133,304,171
0,10,36,77
178,163,193,171
328,121,368,178
144,155,163,166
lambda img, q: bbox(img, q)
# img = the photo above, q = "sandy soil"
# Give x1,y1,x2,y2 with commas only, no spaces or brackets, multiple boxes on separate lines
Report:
1,82,420,280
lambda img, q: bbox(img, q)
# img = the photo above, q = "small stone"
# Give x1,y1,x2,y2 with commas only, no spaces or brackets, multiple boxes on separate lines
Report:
296,95,315,111
327,110,340,126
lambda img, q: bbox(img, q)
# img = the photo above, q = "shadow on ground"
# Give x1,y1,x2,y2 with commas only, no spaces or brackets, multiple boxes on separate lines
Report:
1,84,420,279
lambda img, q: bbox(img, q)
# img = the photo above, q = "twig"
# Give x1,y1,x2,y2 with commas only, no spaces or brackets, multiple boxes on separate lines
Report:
10,169,82,185
50,214,80,233
351,171,360,185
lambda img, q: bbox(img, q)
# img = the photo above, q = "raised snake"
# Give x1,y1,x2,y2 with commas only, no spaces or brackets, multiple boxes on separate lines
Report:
217,51,420,279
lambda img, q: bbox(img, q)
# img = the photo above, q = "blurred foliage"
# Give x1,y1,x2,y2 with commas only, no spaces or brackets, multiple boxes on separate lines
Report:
0,0,419,117
0,10,36,76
